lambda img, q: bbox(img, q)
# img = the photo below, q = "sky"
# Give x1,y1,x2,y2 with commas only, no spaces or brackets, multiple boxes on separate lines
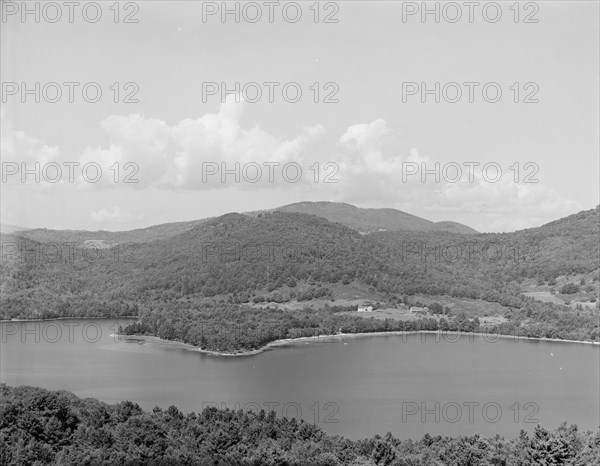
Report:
1,0,599,233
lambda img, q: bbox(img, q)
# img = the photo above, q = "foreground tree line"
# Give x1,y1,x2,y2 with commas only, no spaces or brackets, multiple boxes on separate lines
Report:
1,385,598,466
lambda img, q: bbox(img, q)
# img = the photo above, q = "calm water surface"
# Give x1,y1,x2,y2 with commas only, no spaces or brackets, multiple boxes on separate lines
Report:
1,319,598,440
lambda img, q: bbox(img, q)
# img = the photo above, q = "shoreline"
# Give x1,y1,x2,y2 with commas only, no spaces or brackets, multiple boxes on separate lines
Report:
117,329,600,357
4,317,597,354
0,316,139,323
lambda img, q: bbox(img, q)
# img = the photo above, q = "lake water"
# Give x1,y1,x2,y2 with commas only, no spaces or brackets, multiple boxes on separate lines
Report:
1,319,598,440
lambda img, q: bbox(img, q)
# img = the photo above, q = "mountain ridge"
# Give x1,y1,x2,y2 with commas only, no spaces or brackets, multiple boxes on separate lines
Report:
5,203,598,248
3,201,478,244
2,205,598,321
247,201,479,235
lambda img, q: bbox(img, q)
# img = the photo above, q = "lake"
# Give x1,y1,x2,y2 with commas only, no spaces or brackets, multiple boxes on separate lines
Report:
1,319,598,440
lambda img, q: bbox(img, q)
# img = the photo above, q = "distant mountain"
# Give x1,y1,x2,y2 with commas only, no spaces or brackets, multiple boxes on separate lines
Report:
0,224,29,234
11,219,210,245
248,201,479,234
433,221,478,234
9,202,476,246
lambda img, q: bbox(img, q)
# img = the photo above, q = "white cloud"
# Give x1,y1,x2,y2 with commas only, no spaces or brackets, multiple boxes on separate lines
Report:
0,109,61,167
90,206,139,224
332,120,581,231
1,104,584,232
73,96,326,190
339,119,390,152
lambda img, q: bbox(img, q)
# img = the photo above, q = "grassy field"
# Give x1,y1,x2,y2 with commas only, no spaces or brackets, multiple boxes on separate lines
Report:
520,291,565,304
339,307,421,322
520,271,599,310
246,292,515,324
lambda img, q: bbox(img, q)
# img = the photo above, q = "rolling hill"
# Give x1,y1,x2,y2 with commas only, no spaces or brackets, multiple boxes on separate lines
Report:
248,201,479,234
1,204,598,322
0,224,29,234
8,219,210,245
7,202,477,247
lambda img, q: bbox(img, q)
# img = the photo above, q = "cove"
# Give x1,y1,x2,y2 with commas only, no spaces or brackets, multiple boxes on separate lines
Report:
1,319,598,440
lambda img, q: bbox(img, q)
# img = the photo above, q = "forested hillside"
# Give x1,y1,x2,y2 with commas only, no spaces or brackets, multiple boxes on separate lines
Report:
1,384,598,466
251,201,479,234
1,206,598,350
119,299,600,354
8,218,209,245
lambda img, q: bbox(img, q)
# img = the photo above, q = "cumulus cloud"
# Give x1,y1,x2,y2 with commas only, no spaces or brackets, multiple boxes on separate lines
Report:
340,119,390,152
0,102,583,231
75,96,327,190
169,99,324,189
330,119,581,231
1,109,61,168
90,206,140,224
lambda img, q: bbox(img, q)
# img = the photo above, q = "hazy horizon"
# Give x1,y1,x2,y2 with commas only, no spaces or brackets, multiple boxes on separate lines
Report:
2,199,597,235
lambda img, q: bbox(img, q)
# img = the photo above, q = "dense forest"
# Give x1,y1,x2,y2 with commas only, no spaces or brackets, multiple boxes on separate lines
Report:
2,206,598,318
1,384,598,466
118,299,599,353
1,206,598,351
254,201,479,234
